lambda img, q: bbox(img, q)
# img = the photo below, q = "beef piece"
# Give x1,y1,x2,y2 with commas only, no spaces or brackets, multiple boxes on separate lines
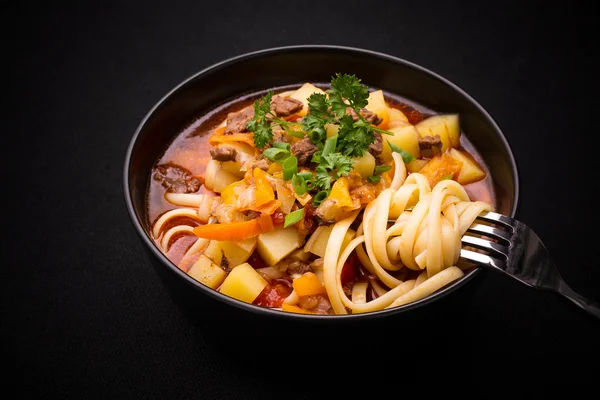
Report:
346,107,383,126
418,135,443,158
249,157,269,171
153,163,201,193
272,126,291,143
287,260,312,275
270,95,303,116
225,105,254,134
290,137,319,167
209,146,237,162
369,132,383,156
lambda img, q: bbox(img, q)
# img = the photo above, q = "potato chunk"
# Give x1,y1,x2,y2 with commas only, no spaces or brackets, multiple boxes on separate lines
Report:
415,114,460,152
187,255,227,289
257,227,304,267
219,263,268,304
448,148,486,184
380,124,421,162
352,152,376,179
364,90,390,128
289,83,326,116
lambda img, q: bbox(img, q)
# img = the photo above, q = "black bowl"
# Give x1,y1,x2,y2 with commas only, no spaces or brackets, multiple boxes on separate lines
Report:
124,45,519,338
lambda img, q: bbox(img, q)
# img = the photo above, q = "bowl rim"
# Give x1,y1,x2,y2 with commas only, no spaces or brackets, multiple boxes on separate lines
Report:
123,44,520,321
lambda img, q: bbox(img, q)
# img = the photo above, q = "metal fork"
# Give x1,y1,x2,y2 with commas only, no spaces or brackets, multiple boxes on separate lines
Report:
460,211,600,319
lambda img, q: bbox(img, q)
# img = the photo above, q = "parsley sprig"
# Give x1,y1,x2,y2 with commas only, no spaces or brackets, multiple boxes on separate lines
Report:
245,91,304,148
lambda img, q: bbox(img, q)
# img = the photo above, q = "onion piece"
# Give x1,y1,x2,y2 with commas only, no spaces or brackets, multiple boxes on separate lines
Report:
256,267,285,281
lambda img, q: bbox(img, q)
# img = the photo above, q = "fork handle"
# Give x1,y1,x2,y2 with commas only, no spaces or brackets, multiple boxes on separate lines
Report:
557,281,600,319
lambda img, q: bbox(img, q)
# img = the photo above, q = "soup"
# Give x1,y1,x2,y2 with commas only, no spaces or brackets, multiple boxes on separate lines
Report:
147,74,495,315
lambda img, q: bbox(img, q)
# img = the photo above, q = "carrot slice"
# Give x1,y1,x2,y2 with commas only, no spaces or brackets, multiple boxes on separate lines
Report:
193,215,274,241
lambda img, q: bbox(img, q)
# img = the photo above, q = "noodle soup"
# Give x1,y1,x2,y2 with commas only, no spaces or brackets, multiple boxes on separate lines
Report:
147,74,495,315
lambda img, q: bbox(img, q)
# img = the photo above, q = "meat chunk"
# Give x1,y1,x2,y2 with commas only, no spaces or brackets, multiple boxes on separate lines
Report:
248,157,269,171
270,95,303,117
368,132,383,156
153,163,201,193
290,137,319,167
225,105,254,135
209,146,237,162
346,107,383,126
286,260,312,275
418,135,443,158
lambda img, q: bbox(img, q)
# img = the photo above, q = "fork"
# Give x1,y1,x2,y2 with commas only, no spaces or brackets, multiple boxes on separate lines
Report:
460,211,600,319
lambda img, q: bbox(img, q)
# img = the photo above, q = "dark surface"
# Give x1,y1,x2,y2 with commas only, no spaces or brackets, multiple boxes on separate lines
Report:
4,0,600,398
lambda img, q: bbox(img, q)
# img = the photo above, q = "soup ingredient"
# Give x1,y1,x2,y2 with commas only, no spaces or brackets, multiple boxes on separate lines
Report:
406,159,429,173
415,114,460,151
187,255,227,289
209,146,237,162
193,214,274,241
418,153,463,187
448,148,486,184
364,90,390,129
257,227,304,266
379,125,420,162
284,208,305,228
303,225,356,258
418,135,443,158
225,105,255,134
270,95,303,116
153,163,201,194
219,263,268,304
352,152,376,179
387,141,416,164
291,137,319,166
289,83,327,116
292,272,327,296
204,159,239,192
282,304,312,314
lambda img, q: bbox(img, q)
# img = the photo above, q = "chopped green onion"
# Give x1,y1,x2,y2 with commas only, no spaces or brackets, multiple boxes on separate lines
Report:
368,175,381,184
263,147,290,162
297,172,313,181
374,165,392,175
284,208,305,228
283,156,298,181
312,190,330,206
291,174,307,195
283,125,305,138
308,127,326,144
272,141,290,151
387,140,416,164
322,135,337,158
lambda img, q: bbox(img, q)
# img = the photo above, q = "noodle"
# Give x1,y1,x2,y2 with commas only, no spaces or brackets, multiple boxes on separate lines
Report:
322,154,492,314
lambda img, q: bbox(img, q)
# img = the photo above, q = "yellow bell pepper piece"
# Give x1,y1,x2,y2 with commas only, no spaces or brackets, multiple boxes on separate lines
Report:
253,168,275,207
328,177,353,208
292,272,327,297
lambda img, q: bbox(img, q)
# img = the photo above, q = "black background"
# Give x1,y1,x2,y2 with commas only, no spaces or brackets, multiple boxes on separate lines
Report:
4,0,600,398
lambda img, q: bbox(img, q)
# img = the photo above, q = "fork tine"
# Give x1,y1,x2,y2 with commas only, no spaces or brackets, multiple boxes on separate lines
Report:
461,235,509,258
467,223,511,243
460,249,506,269
476,211,514,229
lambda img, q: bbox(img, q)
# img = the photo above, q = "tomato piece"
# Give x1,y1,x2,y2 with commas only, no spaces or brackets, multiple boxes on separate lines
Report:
247,252,268,270
253,284,292,308
341,254,359,285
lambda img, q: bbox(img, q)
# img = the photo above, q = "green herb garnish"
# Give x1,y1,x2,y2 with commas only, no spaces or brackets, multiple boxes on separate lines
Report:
291,174,307,195
312,190,330,206
284,208,305,228
282,156,298,181
387,140,416,164
374,165,392,175
368,175,381,184
263,147,290,162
